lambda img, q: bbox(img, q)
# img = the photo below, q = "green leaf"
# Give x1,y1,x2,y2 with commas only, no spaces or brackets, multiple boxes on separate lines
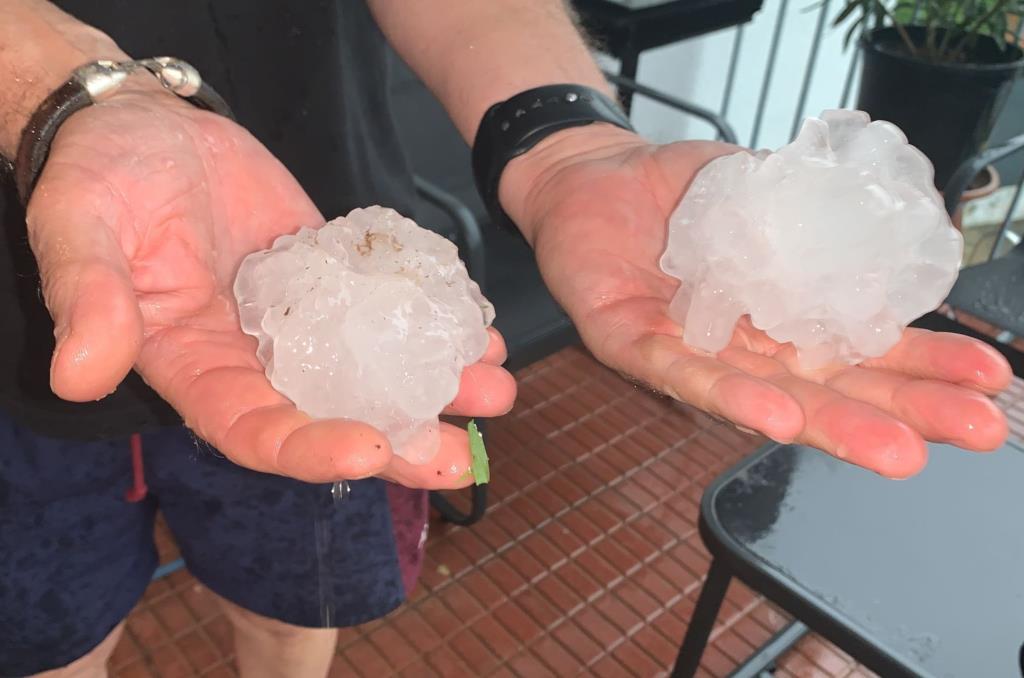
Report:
466,420,490,486
892,1,919,23
843,13,868,47
872,0,886,28
833,0,864,26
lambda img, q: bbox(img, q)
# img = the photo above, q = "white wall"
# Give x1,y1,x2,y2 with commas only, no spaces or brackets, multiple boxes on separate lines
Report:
612,0,1022,158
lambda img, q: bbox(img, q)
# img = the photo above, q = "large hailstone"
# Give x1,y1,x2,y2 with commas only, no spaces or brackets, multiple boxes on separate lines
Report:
661,109,963,368
234,206,494,463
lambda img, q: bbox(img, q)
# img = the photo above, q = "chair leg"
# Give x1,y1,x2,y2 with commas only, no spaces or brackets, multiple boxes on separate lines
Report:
672,559,732,678
429,484,488,526
727,621,808,678
428,420,490,526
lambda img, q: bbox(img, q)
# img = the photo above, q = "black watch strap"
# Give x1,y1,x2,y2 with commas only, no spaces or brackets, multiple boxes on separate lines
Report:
471,84,634,231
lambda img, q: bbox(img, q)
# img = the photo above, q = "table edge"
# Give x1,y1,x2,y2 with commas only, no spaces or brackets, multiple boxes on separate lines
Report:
698,442,929,677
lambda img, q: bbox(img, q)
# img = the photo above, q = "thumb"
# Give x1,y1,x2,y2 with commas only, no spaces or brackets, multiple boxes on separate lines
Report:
26,183,143,402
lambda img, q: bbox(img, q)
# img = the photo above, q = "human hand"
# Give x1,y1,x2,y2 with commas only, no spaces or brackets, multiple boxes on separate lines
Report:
28,82,515,488
501,126,1010,478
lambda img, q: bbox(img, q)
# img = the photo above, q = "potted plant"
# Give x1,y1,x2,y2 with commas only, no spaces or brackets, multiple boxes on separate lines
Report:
834,0,1024,190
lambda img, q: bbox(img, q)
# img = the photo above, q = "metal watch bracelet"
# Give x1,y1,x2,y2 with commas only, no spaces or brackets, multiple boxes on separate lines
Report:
2,57,233,206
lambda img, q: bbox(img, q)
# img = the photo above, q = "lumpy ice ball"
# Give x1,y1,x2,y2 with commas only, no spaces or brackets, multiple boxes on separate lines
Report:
234,206,494,463
660,109,963,368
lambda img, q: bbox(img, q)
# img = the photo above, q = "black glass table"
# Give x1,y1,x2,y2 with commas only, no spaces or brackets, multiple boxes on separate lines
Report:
673,440,1024,677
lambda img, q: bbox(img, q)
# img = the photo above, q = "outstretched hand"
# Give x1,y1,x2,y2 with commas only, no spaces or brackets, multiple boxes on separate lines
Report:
504,126,1010,478
28,83,515,488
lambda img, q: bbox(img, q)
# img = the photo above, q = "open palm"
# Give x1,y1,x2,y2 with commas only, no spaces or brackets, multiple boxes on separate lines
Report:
28,86,514,488
520,131,1010,478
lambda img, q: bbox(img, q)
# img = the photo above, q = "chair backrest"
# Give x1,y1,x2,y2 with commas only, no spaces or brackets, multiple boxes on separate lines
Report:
944,133,1024,218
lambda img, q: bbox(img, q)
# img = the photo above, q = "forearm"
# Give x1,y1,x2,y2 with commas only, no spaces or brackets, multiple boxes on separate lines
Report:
367,0,611,143
368,1,642,244
0,0,126,157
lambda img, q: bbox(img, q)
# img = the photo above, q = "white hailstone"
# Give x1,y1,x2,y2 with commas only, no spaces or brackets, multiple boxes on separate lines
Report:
234,206,494,463
661,110,963,368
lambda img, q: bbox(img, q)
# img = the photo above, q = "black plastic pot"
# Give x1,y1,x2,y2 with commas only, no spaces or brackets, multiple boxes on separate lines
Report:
856,26,1024,190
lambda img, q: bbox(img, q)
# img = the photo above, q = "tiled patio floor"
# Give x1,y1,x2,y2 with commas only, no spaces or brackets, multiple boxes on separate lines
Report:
108,345,1024,677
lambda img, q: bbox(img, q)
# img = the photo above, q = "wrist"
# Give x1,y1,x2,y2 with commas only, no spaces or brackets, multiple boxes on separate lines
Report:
0,13,126,157
11,55,224,205
499,123,646,243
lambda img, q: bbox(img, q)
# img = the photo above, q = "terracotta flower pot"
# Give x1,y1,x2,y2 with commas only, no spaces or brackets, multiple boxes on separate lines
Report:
950,164,1001,232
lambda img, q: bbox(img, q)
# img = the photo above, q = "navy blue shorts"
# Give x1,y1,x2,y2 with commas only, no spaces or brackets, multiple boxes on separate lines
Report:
0,412,427,676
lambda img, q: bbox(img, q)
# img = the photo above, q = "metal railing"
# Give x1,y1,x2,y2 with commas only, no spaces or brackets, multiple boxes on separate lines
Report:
718,1,1024,148
705,1,1024,257
606,72,739,144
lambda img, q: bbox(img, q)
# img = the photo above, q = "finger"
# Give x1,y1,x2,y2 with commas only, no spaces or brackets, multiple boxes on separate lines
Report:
187,365,392,481
770,374,929,479
377,422,476,490
717,345,790,379
635,333,805,442
481,327,508,365
27,177,143,401
276,418,393,483
719,346,939,475
863,329,1011,395
825,367,1008,451
443,362,517,417
137,324,391,482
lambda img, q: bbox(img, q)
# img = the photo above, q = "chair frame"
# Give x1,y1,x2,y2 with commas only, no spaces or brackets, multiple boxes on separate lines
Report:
912,133,1024,375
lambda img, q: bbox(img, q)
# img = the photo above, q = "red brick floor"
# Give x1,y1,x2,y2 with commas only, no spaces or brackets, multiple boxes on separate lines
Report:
107,346,1024,677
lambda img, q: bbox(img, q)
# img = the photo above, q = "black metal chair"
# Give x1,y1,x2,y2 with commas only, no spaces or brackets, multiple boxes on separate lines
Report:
912,133,1024,376
573,0,765,112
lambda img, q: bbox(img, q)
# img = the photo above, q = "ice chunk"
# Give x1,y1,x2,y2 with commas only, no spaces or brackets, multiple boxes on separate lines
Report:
660,110,962,367
234,206,494,463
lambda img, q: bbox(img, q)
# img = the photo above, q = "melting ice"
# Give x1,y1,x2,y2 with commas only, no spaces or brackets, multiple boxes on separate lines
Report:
660,110,963,368
234,206,494,463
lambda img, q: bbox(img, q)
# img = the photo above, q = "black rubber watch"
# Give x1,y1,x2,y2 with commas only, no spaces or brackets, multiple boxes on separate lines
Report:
5,57,232,206
471,84,634,232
